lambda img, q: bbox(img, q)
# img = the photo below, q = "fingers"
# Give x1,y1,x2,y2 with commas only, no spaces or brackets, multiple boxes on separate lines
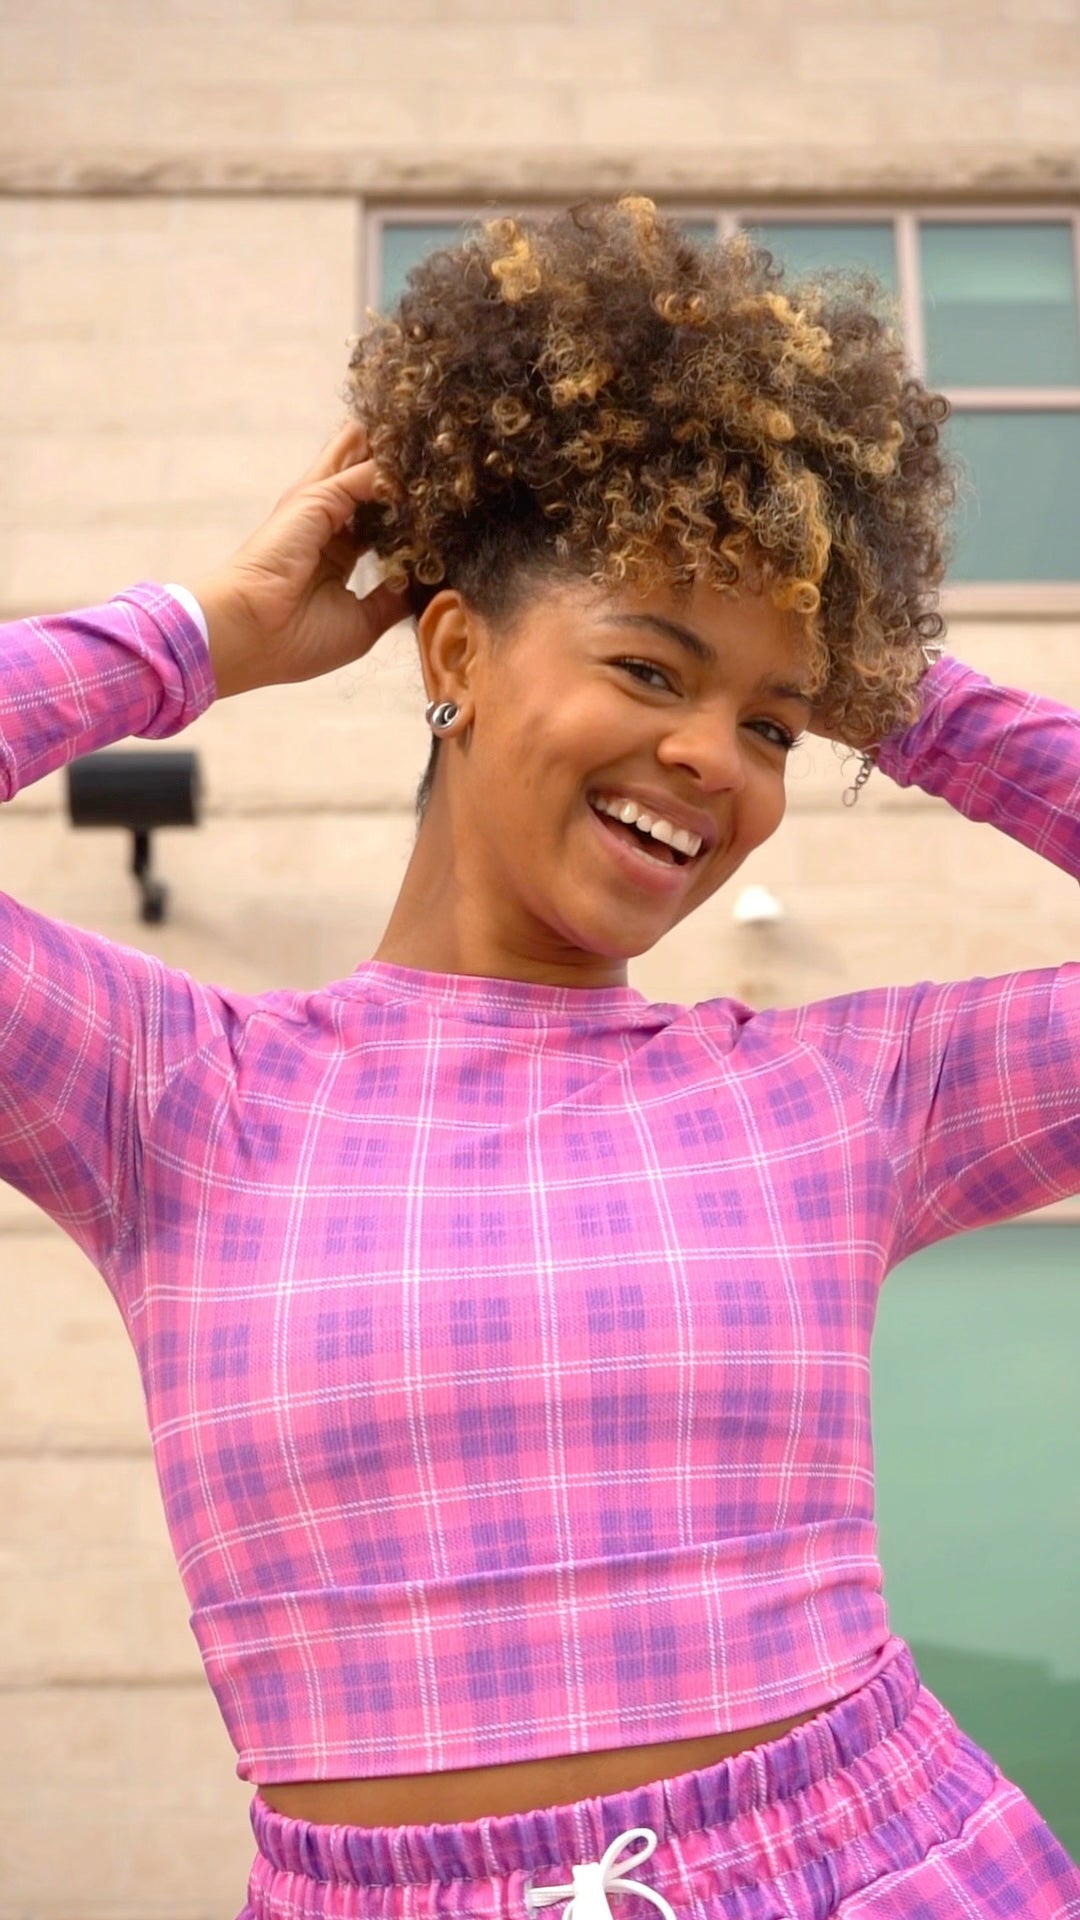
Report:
355,577,412,639
308,458,388,544
272,456,384,563
292,421,371,492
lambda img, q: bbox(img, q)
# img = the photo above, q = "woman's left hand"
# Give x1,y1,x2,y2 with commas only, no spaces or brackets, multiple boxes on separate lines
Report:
194,423,411,700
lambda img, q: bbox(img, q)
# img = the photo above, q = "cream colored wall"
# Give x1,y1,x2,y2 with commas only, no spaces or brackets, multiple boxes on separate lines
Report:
1,0,1078,197
1,3,1078,1915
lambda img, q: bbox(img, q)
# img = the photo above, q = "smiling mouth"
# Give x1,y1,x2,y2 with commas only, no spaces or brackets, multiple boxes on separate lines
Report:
588,797,697,868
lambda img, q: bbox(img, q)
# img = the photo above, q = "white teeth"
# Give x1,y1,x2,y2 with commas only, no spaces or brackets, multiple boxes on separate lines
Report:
591,794,703,859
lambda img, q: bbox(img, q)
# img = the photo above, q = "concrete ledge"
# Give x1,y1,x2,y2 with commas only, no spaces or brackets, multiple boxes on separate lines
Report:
0,144,1079,198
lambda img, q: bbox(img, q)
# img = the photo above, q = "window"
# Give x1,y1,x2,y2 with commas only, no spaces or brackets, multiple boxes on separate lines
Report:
379,221,465,312
367,207,1080,595
746,220,899,297
370,210,721,310
920,222,1080,582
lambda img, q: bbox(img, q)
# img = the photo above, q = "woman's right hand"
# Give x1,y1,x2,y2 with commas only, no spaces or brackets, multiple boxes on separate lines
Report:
193,423,411,699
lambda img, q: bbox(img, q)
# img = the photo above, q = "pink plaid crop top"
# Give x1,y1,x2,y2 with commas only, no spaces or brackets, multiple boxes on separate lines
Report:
2,585,1078,1783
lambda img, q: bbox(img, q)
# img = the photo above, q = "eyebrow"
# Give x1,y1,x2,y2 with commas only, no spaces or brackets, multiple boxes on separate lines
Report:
606,613,815,710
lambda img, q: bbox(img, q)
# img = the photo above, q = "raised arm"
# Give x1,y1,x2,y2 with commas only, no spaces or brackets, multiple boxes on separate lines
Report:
0,428,409,1280
874,651,1080,882
0,588,240,1276
0,586,215,800
778,655,1080,1264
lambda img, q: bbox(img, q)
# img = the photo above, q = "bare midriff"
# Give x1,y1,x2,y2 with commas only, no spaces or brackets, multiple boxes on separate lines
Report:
258,1701,836,1827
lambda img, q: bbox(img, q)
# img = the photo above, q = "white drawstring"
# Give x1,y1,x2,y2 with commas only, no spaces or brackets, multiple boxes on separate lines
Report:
525,1827,677,1920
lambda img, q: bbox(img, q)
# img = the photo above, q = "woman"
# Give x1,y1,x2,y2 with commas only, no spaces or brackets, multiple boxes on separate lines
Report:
2,198,1077,1917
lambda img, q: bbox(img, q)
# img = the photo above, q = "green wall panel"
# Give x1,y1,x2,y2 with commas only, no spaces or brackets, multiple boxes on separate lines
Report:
873,1223,1079,1854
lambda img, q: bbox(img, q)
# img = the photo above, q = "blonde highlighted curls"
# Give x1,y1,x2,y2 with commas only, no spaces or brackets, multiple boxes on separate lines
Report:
348,197,956,748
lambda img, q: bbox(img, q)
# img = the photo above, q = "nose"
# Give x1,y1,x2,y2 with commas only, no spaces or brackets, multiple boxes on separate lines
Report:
655,706,748,794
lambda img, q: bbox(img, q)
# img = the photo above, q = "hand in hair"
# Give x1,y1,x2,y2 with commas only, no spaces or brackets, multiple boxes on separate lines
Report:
194,423,410,700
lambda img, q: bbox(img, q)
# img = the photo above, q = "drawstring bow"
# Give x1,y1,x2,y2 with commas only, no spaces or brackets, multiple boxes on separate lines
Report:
526,1828,677,1920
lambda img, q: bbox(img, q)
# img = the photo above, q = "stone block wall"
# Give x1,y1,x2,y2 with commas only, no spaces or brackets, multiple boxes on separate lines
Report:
0,3,1077,1913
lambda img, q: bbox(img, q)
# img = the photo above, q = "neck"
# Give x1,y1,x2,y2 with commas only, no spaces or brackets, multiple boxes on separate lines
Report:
373,810,630,990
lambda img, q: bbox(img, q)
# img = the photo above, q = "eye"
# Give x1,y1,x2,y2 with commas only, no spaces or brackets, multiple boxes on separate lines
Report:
751,719,801,753
614,656,677,693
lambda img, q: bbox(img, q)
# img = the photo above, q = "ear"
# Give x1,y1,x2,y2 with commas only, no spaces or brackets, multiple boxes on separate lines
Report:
415,589,487,715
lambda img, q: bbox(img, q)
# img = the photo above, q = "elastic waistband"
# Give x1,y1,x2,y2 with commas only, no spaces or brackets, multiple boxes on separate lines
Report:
248,1644,995,1910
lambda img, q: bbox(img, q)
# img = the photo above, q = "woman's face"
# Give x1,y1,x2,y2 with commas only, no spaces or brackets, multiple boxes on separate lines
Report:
415,571,815,987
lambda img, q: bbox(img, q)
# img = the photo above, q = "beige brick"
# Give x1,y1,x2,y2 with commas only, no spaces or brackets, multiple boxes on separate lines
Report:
860,85,1021,147
0,1234,148,1448
59,19,359,90
0,1458,199,1685
635,800,1080,1014
0,633,849,821
0,1181,46,1234
136,85,293,151
0,87,131,150
0,334,346,437
956,619,1080,702
0,198,165,243
577,0,768,20
0,199,357,549
578,83,879,148
2,194,356,342
125,84,290,157
940,21,1080,72
176,626,429,813
0,517,181,610
997,0,1080,18
0,434,168,514
792,21,942,82
295,0,576,16
0,1684,253,1919
507,24,654,84
1019,83,1080,140
158,428,338,507
0,0,1076,186
325,23,528,81
0,808,419,994
0,427,321,522
429,85,579,150
652,25,798,86
0,20,93,86
281,85,429,149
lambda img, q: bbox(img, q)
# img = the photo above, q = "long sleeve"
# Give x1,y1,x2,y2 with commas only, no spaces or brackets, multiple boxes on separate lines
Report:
780,655,1080,1263
875,651,1080,881
0,584,215,799
0,586,237,1278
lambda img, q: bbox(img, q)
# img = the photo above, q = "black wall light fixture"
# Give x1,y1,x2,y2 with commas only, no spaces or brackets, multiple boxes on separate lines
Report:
65,750,201,924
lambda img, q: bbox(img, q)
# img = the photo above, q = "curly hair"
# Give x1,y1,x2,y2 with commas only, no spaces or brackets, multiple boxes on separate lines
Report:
347,196,956,796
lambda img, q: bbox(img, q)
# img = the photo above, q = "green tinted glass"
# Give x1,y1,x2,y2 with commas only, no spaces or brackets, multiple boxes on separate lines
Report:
745,222,899,296
378,222,468,311
921,222,1080,387
874,1224,1080,1854
378,216,719,311
946,408,1080,581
